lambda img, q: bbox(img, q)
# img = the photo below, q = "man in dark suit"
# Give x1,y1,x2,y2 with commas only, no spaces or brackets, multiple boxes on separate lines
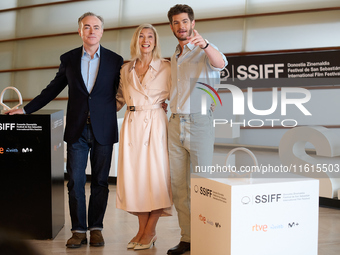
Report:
6,12,123,248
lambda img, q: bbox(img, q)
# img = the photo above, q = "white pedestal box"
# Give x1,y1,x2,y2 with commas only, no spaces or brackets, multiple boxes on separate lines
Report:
191,174,319,255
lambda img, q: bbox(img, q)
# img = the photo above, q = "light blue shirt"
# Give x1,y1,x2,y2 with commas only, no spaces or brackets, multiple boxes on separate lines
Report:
81,46,100,93
22,46,101,115
170,42,227,114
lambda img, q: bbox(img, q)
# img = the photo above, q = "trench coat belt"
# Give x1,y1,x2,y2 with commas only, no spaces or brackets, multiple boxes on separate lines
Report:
127,103,162,111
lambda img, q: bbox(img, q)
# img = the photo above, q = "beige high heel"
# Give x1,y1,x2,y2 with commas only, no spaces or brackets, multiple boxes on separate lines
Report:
127,241,138,249
134,236,157,250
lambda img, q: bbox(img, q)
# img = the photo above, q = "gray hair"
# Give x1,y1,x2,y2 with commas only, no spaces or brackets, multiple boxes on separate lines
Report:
78,12,104,29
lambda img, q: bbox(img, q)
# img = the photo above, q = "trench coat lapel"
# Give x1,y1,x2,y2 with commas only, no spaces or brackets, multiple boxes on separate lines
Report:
140,59,160,88
127,60,147,95
127,59,161,95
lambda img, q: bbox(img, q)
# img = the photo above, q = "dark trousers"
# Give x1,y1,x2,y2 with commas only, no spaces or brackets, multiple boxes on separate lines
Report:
66,122,113,232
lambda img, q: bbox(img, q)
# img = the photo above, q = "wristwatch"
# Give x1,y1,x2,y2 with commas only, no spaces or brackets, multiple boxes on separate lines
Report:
201,39,209,50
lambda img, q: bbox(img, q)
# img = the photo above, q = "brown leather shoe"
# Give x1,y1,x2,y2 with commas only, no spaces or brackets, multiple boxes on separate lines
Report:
90,230,105,247
66,233,87,248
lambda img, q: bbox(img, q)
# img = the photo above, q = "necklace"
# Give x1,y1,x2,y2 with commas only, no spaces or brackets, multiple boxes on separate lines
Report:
137,68,148,79
135,58,151,83
136,65,149,83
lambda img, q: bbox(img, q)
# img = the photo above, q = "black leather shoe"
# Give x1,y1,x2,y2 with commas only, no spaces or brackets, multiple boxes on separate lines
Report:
167,241,190,255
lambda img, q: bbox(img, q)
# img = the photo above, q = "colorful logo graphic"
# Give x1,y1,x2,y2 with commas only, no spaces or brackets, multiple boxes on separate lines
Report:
196,82,223,115
252,223,285,232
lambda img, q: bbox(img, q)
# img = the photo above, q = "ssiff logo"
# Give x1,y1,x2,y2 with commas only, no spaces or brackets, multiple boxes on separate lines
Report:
0,123,15,131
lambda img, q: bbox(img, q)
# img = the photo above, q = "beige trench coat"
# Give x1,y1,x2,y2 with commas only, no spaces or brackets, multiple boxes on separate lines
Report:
116,58,172,215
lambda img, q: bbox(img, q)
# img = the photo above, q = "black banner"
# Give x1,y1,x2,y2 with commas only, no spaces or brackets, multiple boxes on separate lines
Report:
221,50,340,88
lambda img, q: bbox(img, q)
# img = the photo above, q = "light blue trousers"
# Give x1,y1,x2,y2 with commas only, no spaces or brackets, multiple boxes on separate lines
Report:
168,111,214,242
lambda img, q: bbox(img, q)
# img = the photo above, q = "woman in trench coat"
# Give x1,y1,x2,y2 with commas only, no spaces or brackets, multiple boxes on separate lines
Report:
116,23,172,250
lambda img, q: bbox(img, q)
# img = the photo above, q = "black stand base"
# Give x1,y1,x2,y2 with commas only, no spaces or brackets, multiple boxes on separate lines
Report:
319,197,340,209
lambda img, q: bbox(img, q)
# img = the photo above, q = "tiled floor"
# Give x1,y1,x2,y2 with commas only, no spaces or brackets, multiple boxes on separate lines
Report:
29,182,182,255
25,181,340,255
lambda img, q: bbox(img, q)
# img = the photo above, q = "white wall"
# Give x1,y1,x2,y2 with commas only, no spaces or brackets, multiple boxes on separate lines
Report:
1,0,340,147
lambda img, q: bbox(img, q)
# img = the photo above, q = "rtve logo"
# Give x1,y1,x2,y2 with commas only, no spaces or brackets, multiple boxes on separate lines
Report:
198,214,214,226
252,223,285,232
199,214,207,224
252,224,268,232
0,147,4,154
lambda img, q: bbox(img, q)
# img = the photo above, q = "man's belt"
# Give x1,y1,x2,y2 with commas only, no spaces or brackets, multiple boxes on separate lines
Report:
86,117,91,124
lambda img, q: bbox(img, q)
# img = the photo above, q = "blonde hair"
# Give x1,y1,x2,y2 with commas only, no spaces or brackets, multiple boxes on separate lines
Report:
130,24,161,60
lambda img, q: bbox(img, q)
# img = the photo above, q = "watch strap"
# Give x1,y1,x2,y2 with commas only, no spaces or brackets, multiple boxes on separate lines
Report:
201,41,209,49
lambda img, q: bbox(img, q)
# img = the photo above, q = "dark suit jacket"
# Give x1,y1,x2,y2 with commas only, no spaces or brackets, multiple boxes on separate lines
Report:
24,45,124,145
